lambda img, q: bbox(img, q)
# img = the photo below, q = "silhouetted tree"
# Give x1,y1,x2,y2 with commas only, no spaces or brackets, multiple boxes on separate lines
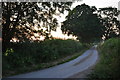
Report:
2,2,72,52
98,7,120,40
62,4,104,43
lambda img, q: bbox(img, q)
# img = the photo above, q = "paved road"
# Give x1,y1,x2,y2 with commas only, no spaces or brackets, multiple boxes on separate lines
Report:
9,45,98,78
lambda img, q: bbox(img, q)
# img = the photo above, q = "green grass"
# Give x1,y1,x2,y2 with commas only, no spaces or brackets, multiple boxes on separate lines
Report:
88,38,120,79
3,39,89,77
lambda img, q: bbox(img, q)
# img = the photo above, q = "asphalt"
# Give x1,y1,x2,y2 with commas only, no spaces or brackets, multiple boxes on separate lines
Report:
8,45,98,78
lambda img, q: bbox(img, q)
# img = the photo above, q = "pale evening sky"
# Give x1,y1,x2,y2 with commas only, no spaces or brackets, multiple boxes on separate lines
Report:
72,0,120,9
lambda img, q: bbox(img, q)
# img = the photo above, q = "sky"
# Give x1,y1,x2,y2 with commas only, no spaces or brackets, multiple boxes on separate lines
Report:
72,0,120,9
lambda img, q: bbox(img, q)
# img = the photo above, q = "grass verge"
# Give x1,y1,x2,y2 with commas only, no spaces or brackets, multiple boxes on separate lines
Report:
88,38,120,79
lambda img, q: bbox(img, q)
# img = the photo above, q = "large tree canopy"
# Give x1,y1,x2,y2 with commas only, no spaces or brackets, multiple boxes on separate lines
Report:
62,4,104,43
2,2,72,52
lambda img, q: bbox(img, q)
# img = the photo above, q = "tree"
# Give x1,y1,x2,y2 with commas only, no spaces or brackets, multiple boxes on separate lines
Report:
62,4,104,43
98,7,120,40
2,2,72,52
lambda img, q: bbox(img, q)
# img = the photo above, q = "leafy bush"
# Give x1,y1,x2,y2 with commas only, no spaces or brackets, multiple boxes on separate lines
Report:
88,38,120,79
3,39,85,76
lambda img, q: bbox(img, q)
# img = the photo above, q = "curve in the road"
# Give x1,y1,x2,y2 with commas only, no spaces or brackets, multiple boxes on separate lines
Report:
8,46,98,78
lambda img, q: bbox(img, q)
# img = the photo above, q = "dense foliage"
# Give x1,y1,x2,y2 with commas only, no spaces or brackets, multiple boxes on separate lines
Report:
98,7,120,39
3,39,85,77
62,4,120,43
88,38,120,79
62,4,104,43
2,2,72,52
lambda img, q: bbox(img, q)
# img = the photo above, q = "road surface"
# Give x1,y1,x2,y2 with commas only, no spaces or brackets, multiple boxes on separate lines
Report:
8,45,98,78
